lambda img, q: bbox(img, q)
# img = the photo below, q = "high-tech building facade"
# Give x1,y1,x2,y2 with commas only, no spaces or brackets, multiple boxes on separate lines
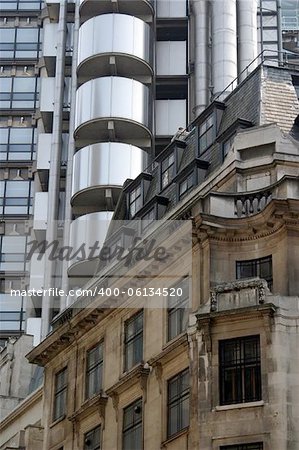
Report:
0,0,298,346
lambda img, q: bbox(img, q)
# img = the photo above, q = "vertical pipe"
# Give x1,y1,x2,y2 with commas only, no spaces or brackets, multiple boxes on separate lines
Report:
192,0,209,116
41,1,67,338
60,0,80,310
211,0,238,99
277,0,283,64
238,0,258,81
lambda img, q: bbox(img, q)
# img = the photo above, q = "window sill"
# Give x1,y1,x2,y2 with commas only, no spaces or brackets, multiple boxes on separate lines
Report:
213,400,264,412
161,427,189,448
50,414,66,428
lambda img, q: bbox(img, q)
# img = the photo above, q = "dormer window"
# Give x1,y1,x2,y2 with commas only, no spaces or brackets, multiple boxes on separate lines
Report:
125,173,153,219
129,185,142,217
161,152,175,189
199,113,214,153
179,172,193,199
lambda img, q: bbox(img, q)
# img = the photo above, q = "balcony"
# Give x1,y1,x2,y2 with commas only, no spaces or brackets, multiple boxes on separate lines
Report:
71,142,145,214
77,14,153,85
203,176,299,218
68,211,113,281
74,77,151,149
79,0,154,24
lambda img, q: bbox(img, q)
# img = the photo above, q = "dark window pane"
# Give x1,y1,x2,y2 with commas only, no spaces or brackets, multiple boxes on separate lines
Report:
124,311,143,371
123,398,142,450
167,369,189,437
219,336,261,405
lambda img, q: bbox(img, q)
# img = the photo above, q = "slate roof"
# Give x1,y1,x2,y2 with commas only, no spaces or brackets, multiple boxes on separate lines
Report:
112,63,299,224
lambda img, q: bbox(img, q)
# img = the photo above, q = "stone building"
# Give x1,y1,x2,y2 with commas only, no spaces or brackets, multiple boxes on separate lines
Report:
24,63,299,450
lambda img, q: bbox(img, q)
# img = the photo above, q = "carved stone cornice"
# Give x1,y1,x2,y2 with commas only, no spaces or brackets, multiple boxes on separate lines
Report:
106,364,150,401
147,333,188,367
68,393,108,426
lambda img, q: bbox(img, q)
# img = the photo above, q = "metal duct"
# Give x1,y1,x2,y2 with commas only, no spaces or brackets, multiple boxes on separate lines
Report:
211,0,238,99
238,0,258,81
193,0,209,115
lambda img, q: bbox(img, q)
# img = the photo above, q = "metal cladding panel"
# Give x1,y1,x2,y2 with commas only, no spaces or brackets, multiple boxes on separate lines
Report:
156,41,187,75
71,142,145,198
156,0,187,17
155,100,186,136
42,23,58,57
212,0,238,98
68,211,113,273
75,76,149,130
238,0,258,79
78,14,151,68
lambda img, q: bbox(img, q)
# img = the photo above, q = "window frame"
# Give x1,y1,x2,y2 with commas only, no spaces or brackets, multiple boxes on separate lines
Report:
0,76,39,110
0,27,41,59
129,184,143,218
124,310,144,372
122,398,143,450
53,367,68,422
0,0,43,10
198,112,215,154
84,425,101,450
167,368,190,438
219,335,262,406
236,255,273,291
167,278,189,342
220,443,263,450
85,341,104,400
0,126,36,161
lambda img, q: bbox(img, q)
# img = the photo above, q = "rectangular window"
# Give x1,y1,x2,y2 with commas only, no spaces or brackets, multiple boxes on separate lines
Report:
53,368,67,421
129,185,142,217
0,28,41,59
0,235,27,272
236,256,272,291
85,342,103,399
84,425,101,450
124,310,143,372
0,0,43,10
0,77,39,109
179,172,193,199
0,127,36,161
168,278,189,341
122,398,142,450
221,444,263,450
219,335,261,405
167,368,189,437
141,207,155,232
199,114,214,153
0,180,33,215
161,152,175,189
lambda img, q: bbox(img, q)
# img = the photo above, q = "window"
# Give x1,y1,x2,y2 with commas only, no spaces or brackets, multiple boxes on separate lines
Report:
236,255,273,291
179,172,193,199
0,77,39,109
0,180,33,215
141,207,155,232
0,28,41,59
129,185,142,217
219,335,261,405
53,368,67,421
0,0,43,10
84,425,101,450
86,342,103,399
0,235,27,272
122,398,142,450
0,127,36,161
167,368,189,437
161,152,175,189
124,310,143,371
223,135,234,158
221,444,263,450
168,278,189,341
199,114,214,153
